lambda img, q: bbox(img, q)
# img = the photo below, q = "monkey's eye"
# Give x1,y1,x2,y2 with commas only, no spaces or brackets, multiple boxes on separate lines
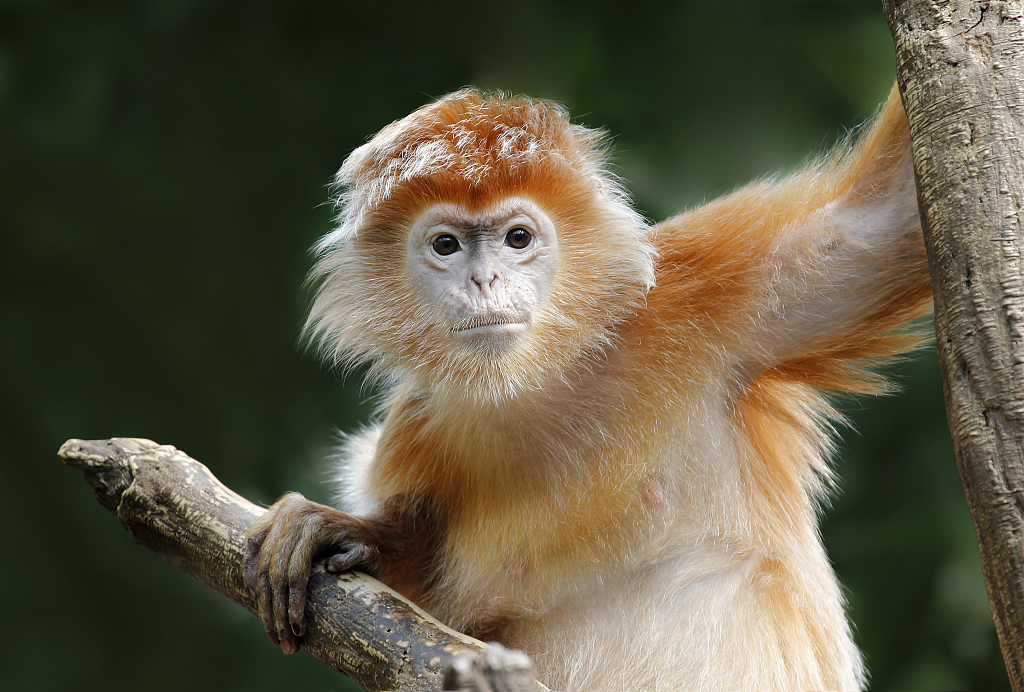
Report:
432,235,461,256
505,227,533,249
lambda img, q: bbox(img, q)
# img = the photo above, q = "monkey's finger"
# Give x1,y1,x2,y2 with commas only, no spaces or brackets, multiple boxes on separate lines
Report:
244,523,271,600
250,516,280,644
285,518,324,638
325,552,350,572
257,570,280,647
257,505,298,648
272,568,299,654
264,522,302,653
324,542,375,573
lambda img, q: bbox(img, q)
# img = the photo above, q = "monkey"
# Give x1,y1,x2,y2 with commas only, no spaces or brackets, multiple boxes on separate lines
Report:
244,85,932,691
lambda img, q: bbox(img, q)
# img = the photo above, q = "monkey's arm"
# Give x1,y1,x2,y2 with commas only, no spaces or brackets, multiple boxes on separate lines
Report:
653,87,932,387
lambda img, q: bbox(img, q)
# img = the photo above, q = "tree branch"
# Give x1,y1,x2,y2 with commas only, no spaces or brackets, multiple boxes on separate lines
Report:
58,437,512,692
885,2,1024,689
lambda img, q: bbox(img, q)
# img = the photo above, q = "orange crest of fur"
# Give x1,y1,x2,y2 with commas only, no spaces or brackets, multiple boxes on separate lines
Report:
332,89,603,230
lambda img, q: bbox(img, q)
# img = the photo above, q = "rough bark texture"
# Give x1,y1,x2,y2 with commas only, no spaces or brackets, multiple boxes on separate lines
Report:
884,2,1024,689
59,438,500,692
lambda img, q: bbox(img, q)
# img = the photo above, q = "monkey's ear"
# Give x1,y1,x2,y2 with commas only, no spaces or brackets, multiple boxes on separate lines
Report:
592,175,608,200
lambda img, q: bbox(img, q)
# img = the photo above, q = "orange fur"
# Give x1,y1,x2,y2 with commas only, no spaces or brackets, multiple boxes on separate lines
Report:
302,85,932,691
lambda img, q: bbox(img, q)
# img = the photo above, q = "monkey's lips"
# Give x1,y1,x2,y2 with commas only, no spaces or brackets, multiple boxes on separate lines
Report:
451,315,527,336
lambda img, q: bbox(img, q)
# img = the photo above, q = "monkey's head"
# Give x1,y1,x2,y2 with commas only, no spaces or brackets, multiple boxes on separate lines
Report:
306,89,656,403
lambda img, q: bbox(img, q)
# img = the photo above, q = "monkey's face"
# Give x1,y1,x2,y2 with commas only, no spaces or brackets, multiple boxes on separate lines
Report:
307,180,654,403
305,89,657,403
405,197,559,350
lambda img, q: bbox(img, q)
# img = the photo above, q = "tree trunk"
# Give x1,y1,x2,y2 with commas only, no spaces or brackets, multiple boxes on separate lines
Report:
58,438,545,692
884,2,1024,689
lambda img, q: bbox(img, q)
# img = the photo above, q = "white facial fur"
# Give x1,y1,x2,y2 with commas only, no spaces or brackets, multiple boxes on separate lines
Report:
405,197,559,345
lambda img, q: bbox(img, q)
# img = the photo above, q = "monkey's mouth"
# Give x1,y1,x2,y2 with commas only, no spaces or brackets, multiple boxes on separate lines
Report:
451,315,526,335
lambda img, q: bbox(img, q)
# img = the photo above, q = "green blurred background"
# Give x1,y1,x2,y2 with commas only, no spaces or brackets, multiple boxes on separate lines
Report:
0,0,1011,689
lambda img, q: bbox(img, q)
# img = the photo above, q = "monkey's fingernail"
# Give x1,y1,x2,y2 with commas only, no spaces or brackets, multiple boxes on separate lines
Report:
247,586,256,600
282,639,297,655
291,621,305,637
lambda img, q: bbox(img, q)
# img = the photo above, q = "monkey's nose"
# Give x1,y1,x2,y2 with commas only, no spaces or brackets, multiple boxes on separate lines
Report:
471,271,499,289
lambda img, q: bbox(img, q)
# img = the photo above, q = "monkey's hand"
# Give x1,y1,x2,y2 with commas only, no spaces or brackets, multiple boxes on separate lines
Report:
243,491,384,654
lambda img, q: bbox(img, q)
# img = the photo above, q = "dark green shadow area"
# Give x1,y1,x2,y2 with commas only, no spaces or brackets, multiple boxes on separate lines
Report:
0,1,1009,689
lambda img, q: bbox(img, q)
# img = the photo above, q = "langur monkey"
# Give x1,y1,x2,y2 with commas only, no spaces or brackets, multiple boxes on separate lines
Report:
244,85,932,691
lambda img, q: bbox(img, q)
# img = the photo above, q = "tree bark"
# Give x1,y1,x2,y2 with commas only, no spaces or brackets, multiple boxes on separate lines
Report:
884,2,1024,689
59,437,530,692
